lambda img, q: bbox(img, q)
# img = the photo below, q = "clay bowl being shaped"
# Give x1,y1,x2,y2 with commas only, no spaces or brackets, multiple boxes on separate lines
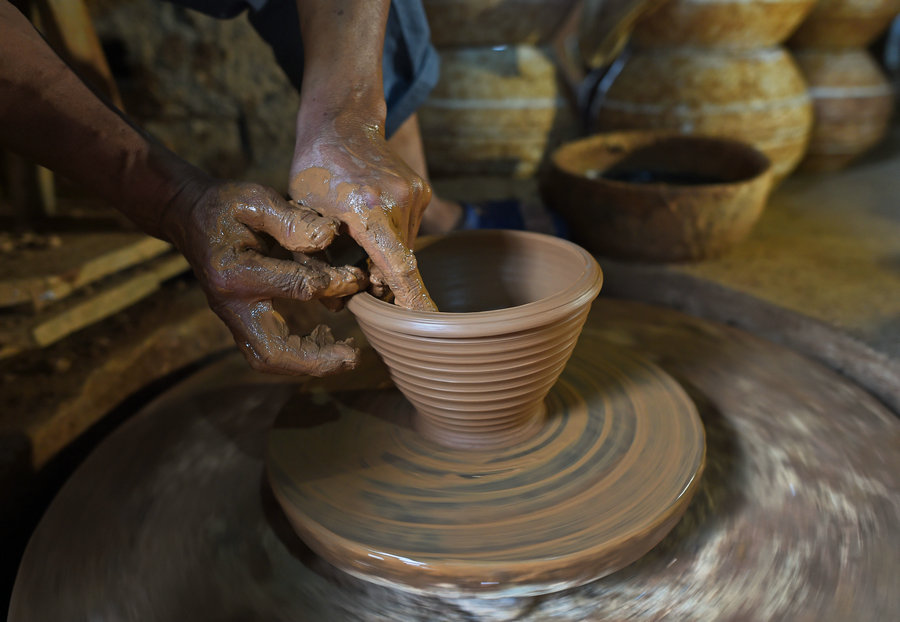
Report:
347,230,603,450
541,131,774,262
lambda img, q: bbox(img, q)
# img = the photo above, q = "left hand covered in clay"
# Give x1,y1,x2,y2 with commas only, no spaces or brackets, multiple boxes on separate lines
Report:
163,180,369,376
289,110,436,312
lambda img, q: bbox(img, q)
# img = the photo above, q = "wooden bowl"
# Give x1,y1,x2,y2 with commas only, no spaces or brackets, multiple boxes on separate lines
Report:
541,132,774,261
347,230,603,450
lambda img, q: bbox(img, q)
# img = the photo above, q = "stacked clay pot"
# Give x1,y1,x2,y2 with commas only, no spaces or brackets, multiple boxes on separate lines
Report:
419,0,578,177
788,0,899,172
596,0,816,181
789,0,900,47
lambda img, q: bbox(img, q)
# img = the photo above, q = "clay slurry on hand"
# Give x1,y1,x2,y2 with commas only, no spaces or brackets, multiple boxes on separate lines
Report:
289,113,437,312
163,182,367,376
348,230,605,450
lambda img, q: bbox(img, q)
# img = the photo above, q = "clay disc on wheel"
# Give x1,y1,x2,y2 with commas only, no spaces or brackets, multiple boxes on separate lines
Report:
266,344,706,598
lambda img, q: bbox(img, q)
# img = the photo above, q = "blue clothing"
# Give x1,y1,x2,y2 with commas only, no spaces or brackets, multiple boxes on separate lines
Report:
166,0,439,137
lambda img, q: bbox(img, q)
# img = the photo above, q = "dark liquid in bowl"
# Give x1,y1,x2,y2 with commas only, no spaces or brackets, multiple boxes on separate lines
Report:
590,169,730,185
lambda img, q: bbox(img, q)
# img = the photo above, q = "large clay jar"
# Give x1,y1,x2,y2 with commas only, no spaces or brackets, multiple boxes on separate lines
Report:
789,0,900,48
419,45,576,177
632,0,817,48
597,46,813,180
423,0,578,47
793,49,895,172
347,230,603,450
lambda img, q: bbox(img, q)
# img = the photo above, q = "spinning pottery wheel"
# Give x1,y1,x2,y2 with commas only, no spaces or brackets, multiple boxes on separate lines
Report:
266,230,704,598
266,344,705,597
10,300,899,621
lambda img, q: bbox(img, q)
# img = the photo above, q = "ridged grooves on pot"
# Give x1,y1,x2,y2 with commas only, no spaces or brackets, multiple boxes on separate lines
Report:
632,0,817,49
597,46,812,180
347,230,603,450
419,45,576,177
789,0,900,48
423,0,578,47
793,48,895,172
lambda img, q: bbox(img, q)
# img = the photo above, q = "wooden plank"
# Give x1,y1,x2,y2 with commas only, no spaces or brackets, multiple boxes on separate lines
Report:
0,252,189,359
0,284,233,470
33,0,125,110
0,233,172,309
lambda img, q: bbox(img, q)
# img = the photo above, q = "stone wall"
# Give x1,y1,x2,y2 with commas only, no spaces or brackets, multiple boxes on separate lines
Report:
91,0,299,191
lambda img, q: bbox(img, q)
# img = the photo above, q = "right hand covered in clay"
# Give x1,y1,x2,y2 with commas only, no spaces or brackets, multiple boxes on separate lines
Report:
163,180,368,376
289,111,437,311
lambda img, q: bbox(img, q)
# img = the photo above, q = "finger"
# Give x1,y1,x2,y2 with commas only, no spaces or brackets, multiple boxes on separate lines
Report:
232,185,340,253
214,299,359,376
369,264,387,298
292,251,362,312
349,215,437,311
367,263,391,302
300,182,435,310
224,249,366,302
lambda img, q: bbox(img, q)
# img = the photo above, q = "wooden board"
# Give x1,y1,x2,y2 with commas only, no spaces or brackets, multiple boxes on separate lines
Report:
9,299,898,620
0,232,171,309
0,252,189,359
0,284,233,471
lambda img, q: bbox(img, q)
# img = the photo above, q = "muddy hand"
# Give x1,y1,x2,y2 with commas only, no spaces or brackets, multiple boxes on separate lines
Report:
289,113,437,311
163,181,367,376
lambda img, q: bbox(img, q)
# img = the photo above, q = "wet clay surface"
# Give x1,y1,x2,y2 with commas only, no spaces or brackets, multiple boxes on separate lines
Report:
10,300,899,620
348,230,603,450
267,340,704,597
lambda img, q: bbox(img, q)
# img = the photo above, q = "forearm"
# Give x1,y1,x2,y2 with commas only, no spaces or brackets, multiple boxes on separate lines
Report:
0,1,208,239
294,0,390,138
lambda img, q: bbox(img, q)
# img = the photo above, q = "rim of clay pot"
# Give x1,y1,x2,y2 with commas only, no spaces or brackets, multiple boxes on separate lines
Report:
551,131,772,191
347,230,603,338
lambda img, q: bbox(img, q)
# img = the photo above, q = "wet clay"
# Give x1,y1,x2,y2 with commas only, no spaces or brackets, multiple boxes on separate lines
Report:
10,300,899,620
347,230,604,450
264,231,700,597
289,111,436,312
266,342,705,597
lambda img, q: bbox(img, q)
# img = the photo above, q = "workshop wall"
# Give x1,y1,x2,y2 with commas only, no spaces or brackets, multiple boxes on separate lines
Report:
91,0,299,191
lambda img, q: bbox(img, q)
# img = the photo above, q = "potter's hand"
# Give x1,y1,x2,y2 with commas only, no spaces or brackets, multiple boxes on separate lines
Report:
289,113,436,311
165,181,367,376
0,1,365,376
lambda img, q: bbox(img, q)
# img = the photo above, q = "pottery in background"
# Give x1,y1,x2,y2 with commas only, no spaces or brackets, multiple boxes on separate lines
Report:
632,0,817,48
422,0,578,47
578,0,669,68
596,46,813,180
793,48,895,172
418,45,577,177
789,0,900,47
347,230,602,450
542,131,774,261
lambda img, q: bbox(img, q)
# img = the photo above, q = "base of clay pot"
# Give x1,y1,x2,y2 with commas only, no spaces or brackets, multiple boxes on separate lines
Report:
266,338,705,598
413,401,547,450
